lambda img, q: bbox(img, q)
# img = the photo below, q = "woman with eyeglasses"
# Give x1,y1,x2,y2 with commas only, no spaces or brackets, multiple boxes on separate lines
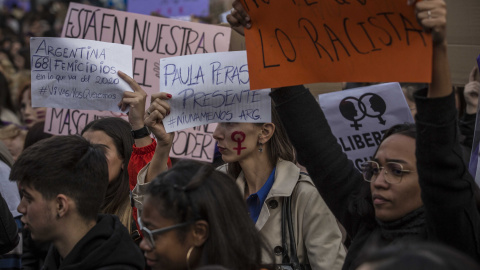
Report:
135,159,265,270
227,0,480,269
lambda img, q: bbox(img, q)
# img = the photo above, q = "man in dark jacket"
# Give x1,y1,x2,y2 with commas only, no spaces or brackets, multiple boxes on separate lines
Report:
9,136,144,270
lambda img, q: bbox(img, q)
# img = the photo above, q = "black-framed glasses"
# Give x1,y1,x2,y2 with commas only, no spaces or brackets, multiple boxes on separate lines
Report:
361,161,415,184
137,217,192,248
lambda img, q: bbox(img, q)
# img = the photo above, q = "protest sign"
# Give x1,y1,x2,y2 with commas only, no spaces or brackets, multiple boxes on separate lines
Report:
61,2,230,95
243,0,432,90
45,2,231,135
170,124,217,162
44,108,124,135
44,108,216,163
469,107,480,186
319,83,414,170
31,37,132,112
467,55,480,185
127,0,209,17
161,50,271,132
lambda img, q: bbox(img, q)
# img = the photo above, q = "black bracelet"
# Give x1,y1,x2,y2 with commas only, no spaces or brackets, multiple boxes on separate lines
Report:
131,125,151,139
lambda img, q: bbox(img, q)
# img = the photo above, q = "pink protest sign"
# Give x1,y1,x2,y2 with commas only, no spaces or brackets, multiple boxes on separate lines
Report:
169,124,217,162
45,2,231,136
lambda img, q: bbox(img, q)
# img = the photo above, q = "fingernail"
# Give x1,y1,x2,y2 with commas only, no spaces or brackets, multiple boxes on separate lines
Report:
167,111,170,116
246,23,251,29
246,16,250,22
166,94,172,98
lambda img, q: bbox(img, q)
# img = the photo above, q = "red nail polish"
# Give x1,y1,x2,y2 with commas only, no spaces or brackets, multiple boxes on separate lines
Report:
167,111,170,116
166,94,172,98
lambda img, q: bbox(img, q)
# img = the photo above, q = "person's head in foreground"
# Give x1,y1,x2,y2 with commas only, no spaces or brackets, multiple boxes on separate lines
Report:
10,135,108,243
10,135,145,269
361,123,422,222
139,159,265,270
356,241,480,270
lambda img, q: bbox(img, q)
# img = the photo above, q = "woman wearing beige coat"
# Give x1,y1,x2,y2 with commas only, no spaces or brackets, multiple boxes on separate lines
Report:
133,96,346,269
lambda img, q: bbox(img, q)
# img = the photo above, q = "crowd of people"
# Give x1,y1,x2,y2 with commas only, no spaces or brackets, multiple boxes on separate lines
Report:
1,0,480,269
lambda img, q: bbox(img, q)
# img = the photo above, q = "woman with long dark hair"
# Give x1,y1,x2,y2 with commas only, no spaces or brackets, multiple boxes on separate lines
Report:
82,117,134,233
138,160,265,270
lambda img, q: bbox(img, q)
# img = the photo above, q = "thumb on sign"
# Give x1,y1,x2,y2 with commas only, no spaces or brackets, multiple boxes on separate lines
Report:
464,66,480,114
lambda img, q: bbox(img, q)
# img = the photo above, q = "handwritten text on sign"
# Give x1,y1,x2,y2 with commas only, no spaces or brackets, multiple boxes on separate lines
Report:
44,108,124,135
127,0,210,17
31,37,132,112
170,124,217,162
62,2,230,95
243,0,432,89
161,51,271,132
318,83,414,171
45,3,232,136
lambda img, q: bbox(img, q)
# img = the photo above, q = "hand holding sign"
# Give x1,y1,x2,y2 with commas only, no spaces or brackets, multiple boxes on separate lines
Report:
227,0,251,35
465,66,480,114
415,0,447,45
415,0,450,98
144,92,174,184
146,93,174,148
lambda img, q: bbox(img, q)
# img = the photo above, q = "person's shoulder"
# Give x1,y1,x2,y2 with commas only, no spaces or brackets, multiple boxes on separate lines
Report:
291,172,328,206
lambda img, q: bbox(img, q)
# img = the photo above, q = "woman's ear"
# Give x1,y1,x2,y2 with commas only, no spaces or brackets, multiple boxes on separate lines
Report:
192,220,209,247
259,123,275,144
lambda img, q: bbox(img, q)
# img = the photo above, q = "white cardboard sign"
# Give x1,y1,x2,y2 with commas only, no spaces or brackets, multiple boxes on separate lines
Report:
161,51,271,133
319,83,415,170
31,37,133,112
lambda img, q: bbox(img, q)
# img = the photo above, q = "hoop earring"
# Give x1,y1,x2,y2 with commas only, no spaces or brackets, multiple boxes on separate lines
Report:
186,246,195,270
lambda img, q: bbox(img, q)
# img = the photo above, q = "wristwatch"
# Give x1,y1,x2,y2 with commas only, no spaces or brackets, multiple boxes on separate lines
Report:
131,125,151,139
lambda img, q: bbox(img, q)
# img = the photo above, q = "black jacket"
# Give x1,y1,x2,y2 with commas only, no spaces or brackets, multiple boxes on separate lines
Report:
0,192,18,255
270,86,480,269
42,214,144,270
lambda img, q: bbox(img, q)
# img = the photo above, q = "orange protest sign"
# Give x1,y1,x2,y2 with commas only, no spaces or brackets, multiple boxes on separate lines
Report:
243,0,432,90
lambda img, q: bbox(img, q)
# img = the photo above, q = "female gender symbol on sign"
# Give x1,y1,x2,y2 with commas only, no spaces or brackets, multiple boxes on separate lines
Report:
231,131,246,155
339,93,387,131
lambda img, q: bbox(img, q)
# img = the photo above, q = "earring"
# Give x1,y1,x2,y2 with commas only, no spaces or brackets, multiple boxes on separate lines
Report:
186,246,195,270
258,142,263,153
